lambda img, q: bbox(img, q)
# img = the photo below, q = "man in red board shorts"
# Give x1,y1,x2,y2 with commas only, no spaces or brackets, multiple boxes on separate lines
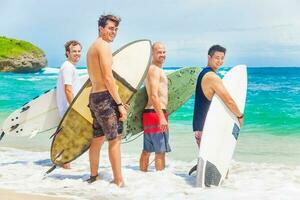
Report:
139,42,171,172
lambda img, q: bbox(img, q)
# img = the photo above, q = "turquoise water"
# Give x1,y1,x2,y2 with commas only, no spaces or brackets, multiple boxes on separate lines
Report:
171,67,300,136
1,67,300,136
0,67,300,199
0,67,299,164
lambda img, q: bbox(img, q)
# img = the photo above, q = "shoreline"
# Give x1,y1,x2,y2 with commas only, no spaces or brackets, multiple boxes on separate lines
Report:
0,188,70,200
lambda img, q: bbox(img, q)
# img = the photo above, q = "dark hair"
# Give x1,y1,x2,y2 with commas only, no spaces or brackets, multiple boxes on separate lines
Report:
98,14,121,28
64,40,82,58
208,45,226,56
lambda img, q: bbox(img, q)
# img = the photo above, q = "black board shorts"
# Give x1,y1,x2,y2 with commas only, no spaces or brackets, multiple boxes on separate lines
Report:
88,91,123,140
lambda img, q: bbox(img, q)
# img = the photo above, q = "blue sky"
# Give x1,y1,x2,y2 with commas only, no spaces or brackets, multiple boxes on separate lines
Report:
1,0,300,67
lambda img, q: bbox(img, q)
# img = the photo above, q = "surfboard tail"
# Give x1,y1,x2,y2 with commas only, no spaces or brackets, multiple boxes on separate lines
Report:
45,149,65,175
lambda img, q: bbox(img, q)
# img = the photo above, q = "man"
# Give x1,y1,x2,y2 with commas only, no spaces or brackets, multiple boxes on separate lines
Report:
139,42,171,172
189,45,244,176
56,40,82,169
86,14,126,187
193,45,244,147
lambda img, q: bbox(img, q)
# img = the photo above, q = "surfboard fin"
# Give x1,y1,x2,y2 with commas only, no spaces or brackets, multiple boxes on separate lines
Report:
45,165,57,175
49,127,62,139
44,149,65,175
0,131,5,141
10,124,19,131
188,164,198,175
20,105,30,113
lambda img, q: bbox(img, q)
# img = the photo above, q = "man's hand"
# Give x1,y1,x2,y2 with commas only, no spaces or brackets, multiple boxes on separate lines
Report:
238,117,244,128
118,105,127,121
194,131,202,147
160,117,168,133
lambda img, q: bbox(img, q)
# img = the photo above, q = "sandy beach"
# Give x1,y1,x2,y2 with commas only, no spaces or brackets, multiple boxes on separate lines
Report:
0,188,69,200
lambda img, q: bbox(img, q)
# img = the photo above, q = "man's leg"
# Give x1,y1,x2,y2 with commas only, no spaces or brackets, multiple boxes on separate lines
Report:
155,153,165,171
89,136,105,176
139,151,151,172
108,135,123,186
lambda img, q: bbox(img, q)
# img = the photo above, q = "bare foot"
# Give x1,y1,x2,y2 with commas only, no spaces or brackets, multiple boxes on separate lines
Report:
110,180,125,188
62,163,71,169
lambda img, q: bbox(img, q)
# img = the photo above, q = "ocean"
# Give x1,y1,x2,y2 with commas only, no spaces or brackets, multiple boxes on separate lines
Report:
0,67,299,200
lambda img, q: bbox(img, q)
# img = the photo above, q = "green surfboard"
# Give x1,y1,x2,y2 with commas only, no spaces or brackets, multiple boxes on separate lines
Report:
124,67,201,140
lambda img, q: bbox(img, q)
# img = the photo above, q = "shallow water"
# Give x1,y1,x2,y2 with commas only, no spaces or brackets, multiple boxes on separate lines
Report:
0,67,299,199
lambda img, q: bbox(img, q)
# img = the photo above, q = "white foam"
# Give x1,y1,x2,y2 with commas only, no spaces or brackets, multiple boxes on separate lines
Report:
77,68,88,75
41,67,87,75
218,70,227,76
41,67,60,74
249,83,283,91
16,78,42,81
0,147,299,200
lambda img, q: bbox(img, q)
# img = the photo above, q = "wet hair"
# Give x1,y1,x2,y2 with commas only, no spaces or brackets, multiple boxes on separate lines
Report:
64,40,82,58
98,14,121,28
208,45,226,56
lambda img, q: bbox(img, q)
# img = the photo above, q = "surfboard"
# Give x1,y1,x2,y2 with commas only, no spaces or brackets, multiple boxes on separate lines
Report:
124,67,201,140
195,65,247,187
49,40,152,169
0,75,88,140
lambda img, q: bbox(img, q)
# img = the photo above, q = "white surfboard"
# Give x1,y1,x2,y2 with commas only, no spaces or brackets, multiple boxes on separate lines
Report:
196,65,247,187
0,75,88,139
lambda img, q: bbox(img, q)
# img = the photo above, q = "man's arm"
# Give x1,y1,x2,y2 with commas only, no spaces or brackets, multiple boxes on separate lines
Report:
62,66,75,105
148,66,168,132
64,84,74,104
97,43,127,121
209,74,244,126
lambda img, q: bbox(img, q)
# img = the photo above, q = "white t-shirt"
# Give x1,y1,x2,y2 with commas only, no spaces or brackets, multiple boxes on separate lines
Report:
56,60,81,117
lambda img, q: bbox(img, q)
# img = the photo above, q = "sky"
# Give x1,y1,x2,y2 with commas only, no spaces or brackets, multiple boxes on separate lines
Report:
1,0,300,67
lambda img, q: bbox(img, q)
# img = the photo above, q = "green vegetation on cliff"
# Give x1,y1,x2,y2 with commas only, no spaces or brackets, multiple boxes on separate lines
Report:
0,36,44,59
0,36,47,72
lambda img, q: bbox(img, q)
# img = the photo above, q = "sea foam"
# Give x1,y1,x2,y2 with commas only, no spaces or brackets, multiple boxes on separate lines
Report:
0,147,299,200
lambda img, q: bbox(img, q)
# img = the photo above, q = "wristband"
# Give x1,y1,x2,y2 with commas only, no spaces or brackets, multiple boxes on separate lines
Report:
117,103,123,107
237,114,244,119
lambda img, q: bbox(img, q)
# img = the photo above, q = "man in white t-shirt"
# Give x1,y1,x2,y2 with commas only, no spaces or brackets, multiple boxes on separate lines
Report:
56,40,82,169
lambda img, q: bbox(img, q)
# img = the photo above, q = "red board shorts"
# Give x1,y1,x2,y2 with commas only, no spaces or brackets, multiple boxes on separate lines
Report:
142,109,171,153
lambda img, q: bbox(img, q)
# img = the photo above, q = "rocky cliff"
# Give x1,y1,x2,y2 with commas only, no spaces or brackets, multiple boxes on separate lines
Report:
0,36,47,73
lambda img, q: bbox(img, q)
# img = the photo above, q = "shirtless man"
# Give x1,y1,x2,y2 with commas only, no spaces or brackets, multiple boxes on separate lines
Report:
86,14,126,186
139,42,171,172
